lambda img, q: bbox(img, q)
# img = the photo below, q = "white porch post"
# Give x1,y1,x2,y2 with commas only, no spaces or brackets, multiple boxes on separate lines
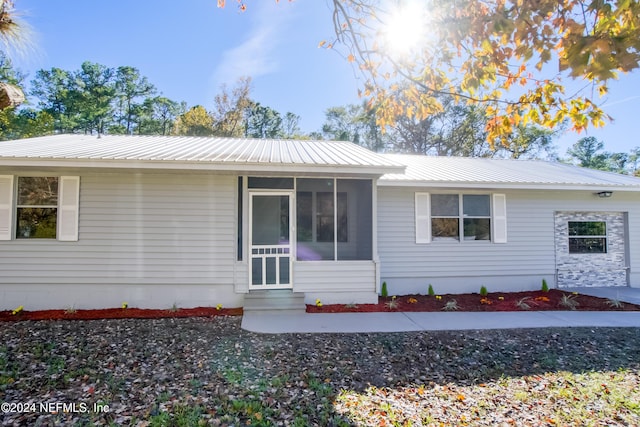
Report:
373,177,381,294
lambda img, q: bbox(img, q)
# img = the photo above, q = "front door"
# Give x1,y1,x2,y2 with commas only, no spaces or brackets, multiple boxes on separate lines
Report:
249,192,293,289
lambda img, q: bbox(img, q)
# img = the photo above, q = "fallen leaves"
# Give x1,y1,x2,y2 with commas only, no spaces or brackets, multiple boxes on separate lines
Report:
1,319,640,425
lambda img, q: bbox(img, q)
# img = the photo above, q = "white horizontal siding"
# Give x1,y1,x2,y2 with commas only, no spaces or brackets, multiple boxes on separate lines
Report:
0,172,237,288
293,261,376,293
0,283,245,311
378,187,640,291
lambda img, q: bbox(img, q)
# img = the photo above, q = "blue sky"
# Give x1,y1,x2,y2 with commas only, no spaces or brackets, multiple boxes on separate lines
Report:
12,0,640,155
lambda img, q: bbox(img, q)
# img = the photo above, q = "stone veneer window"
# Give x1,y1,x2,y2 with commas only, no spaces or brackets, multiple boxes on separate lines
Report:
568,221,607,254
555,212,626,288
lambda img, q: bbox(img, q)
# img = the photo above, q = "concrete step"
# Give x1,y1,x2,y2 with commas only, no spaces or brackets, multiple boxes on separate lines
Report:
243,290,306,314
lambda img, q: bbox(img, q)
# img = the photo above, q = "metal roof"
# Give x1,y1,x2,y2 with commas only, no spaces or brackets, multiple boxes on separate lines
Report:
379,154,640,191
0,134,405,175
3,135,639,191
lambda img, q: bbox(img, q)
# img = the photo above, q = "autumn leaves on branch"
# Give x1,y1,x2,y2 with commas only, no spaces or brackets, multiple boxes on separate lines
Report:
220,0,640,147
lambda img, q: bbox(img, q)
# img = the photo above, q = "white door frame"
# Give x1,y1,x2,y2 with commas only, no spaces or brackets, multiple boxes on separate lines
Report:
248,190,294,290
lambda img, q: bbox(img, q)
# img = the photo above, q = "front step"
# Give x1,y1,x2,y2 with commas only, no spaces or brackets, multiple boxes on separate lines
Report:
243,290,306,314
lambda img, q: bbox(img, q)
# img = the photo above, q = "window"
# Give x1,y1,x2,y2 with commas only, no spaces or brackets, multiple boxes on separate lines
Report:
415,192,506,244
0,175,80,242
462,195,491,241
431,194,491,241
431,194,459,240
296,178,372,261
568,221,607,254
16,177,59,239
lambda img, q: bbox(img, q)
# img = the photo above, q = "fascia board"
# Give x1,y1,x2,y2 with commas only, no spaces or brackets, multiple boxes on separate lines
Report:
0,158,405,176
376,180,640,192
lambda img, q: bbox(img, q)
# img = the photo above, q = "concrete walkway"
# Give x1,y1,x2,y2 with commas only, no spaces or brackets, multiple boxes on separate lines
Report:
241,287,640,334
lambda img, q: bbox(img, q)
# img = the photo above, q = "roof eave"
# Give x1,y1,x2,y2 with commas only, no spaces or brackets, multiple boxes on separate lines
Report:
377,179,640,192
0,158,406,176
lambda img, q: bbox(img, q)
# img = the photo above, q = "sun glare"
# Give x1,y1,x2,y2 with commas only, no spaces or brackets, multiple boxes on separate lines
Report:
383,2,428,58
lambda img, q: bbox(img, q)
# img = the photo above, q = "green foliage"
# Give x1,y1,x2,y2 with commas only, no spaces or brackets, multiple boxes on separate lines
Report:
73,61,117,134
381,281,388,298
137,96,185,135
480,286,488,296
565,136,639,174
0,51,24,85
245,101,283,139
567,137,608,169
541,279,549,292
321,102,385,152
149,404,205,427
30,61,171,135
113,65,156,134
0,107,54,141
428,284,435,296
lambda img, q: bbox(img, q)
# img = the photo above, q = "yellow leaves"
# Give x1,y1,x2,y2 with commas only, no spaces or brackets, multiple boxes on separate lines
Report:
317,40,326,48
347,53,355,63
217,0,225,7
461,76,479,94
598,84,608,96
480,39,494,54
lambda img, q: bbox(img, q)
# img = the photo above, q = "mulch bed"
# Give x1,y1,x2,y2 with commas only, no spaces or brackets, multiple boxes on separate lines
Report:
307,289,640,313
0,306,242,322
3,289,638,322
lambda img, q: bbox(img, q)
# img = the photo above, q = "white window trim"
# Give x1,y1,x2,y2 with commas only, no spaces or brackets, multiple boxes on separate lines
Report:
415,192,507,244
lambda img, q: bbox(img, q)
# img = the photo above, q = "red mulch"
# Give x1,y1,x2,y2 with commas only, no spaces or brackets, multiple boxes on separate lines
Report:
0,306,243,322
2,290,637,321
306,289,640,313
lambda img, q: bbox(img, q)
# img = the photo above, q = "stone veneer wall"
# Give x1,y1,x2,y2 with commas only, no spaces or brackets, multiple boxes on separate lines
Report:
555,211,627,287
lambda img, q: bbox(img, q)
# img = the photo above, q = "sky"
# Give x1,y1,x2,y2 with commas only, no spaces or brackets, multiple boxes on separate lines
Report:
10,0,640,156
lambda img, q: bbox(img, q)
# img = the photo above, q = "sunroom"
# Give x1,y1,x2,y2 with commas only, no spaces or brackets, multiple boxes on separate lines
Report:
236,175,382,304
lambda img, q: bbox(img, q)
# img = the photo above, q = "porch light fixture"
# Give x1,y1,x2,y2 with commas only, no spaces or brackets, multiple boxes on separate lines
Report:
596,191,613,198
